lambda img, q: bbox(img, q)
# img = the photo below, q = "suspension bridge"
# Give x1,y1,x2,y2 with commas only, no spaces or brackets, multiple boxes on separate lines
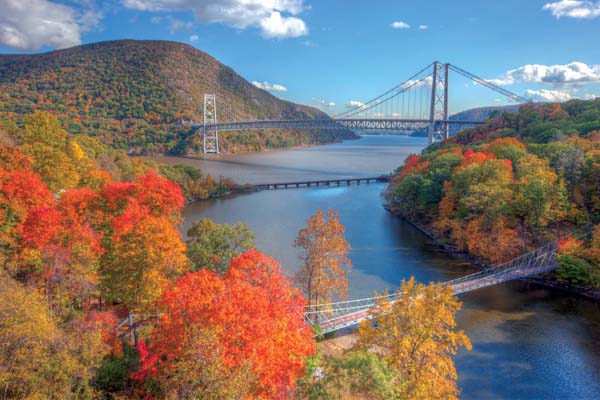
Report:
116,226,595,341
195,61,530,153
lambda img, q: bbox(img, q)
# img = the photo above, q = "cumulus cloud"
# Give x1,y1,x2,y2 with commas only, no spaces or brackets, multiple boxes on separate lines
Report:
391,21,410,29
525,89,573,102
252,81,288,92
418,25,428,30
259,11,307,38
490,62,600,85
189,34,199,42
0,0,100,50
122,0,308,38
543,0,600,19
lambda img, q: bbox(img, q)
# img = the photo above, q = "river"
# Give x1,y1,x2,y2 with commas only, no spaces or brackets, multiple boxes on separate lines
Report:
149,135,600,399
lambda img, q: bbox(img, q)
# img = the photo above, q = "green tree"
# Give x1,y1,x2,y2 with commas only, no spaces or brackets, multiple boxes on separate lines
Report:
186,218,254,274
297,351,402,400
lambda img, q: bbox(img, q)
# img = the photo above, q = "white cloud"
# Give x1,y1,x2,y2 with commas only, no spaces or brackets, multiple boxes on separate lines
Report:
259,11,307,38
313,98,335,109
400,76,433,90
543,0,600,19
346,100,365,108
526,89,573,102
122,0,309,38
189,34,199,42
0,0,100,50
418,25,428,30
491,62,600,85
391,21,410,29
252,81,288,92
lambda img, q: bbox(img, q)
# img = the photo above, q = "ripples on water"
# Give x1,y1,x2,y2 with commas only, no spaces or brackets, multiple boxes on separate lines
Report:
158,136,600,399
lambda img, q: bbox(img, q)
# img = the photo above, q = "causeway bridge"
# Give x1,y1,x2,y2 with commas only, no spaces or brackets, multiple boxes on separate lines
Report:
253,175,389,190
195,61,530,153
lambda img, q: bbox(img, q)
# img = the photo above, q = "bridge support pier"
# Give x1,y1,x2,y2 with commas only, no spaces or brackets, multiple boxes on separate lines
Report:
202,94,219,154
428,62,450,145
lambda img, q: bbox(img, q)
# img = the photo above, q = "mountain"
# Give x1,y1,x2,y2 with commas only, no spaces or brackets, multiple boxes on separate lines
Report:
0,40,357,154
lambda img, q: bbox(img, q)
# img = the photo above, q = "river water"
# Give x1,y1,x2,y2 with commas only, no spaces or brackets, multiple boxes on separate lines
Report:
150,136,600,399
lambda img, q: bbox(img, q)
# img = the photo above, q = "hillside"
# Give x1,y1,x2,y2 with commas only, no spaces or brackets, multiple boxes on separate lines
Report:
0,40,356,153
409,104,522,137
449,104,521,122
386,99,600,289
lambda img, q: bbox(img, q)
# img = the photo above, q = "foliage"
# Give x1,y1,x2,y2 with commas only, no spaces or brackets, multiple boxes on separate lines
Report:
294,209,352,309
186,218,254,273
132,250,316,399
356,278,471,400
296,350,402,400
386,100,600,285
0,273,113,399
0,40,356,154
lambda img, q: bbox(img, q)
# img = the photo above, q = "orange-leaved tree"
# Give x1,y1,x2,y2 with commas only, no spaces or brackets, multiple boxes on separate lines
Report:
133,249,316,399
294,209,352,310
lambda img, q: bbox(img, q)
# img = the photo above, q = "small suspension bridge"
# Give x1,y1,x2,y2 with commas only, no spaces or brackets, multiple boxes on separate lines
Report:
116,227,594,341
305,240,560,334
195,61,530,153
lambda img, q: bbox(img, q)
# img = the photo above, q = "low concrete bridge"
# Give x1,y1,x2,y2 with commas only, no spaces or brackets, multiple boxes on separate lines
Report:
254,176,390,190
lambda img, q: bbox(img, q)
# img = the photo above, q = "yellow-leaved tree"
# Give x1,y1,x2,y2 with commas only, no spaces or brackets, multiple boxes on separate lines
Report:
294,209,352,310
357,278,471,400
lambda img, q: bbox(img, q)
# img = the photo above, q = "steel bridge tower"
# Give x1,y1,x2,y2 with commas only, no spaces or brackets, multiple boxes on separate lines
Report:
428,62,449,145
203,94,219,154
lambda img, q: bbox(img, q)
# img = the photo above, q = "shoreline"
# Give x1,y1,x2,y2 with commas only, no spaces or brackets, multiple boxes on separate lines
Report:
385,206,600,303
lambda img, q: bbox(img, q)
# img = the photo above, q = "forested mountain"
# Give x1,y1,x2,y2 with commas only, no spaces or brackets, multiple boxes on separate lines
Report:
0,40,356,153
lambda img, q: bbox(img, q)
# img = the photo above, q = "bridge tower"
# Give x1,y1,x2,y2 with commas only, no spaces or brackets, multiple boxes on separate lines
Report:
428,62,449,145
203,94,219,154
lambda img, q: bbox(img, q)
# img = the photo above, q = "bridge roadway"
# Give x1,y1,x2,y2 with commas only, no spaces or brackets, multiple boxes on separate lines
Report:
194,118,485,132
253,176,390,190
117,227,589,340
309,240,560,333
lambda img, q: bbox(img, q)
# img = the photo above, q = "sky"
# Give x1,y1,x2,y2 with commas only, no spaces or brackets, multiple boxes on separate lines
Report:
1,0,600,115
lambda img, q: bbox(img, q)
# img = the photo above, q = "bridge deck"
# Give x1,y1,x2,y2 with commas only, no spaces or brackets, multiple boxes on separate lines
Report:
254,176,389,190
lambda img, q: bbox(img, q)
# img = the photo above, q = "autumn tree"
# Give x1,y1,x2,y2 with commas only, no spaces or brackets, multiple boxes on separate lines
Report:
100,203,188,311
296,350,402,400
357,278,471,400
15,111,81,191
294,209,352,310
133,250,316,398
0,273,112,399
186,218,254,273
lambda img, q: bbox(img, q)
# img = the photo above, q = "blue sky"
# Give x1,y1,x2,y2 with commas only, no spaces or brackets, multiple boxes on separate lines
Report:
1,0,600,114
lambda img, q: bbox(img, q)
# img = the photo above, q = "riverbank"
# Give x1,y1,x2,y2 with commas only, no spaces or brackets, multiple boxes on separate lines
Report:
384,205,600,302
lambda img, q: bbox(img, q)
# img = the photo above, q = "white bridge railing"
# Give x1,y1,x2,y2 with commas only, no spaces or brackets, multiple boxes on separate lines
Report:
304,240,561,334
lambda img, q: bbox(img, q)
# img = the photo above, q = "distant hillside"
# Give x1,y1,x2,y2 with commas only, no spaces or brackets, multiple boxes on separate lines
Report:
409,104,522,137
0,40,356,153
449,104,521,121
